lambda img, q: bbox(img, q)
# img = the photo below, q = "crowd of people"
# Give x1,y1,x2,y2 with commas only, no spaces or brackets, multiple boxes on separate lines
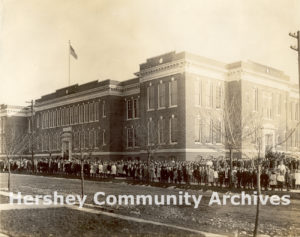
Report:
1,156,300,191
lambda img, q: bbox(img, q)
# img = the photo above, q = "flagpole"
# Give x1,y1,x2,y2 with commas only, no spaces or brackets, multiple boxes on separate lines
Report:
68,40,71,86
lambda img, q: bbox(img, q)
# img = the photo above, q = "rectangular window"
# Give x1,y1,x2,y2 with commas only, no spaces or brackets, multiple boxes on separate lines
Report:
127,128,133,148
209,120,213,143
102,129,106,145
66,107,70,125
70,107,74,125
206,81,213,107
195,117,202,143
89,103,94,122
253,88,258,111
127,100,133,119
73,132,78,149
95,130,99,148
62,108,66,125
170,116,178,143
36,114,40,128
158,118,165,144
215,121,222,143
80,132,84,150
148,120,154,145
195,80,202,106
89,130,94,149
277,94,281,115
60,109,64,126
84,104,89,122
74,106,78,124
133,127,138,147
103,101,106,117
147,86,155,110
54,111,57,127
158,83,166,108
169,80,178,107
79,105,83,123
95,101,99,121
216,83,222,109
133,99,139,118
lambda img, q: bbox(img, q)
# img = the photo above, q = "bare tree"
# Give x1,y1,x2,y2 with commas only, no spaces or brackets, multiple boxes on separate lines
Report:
200,93,263,186
3,126,30,191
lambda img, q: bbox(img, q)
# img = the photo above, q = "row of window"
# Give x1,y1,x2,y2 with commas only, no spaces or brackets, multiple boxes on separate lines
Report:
39,101,106,129
148,116,178,145
251,89,299,121
194,118,222,144
126,116,179,148
195,80,223,109
73,130,106,150
126,98,139,120
147,79,178,110
37,129,107,152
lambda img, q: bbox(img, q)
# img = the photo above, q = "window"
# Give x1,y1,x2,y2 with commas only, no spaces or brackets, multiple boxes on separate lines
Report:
127,128,133,148
253,88,258,111
290,102,294,120
89,102,94,122
102,129,106,145
89,130,94,149
46,111,49,128
80,132,84,150
53,111,56,127
204,119,213,143
215,120,222,143
74,106,78,124
70,107,74,124
102,101,106,117
94,130,99,148
133,99,139,118
206,81,213,107
84,104,89,122
263,93,272,119
216,83,222,109
195,117,202,143
74,132,79,149
147,118,155,145
62,108,66,125
84,131,88,149
53,133,57,150
277,94,281,115
170,115,178,143
60,109,64,126
169,79,177,107
36,114,40,128
195,79,202,106
79,105,84,123
147,85,155,110
158,82,166,108
209,120,213,143
158,117,165,144
95,101,99,121
127,100,133,119
133,127,139,147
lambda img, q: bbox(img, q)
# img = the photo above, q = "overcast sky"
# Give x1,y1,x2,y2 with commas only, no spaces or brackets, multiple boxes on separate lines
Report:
0,0,299,105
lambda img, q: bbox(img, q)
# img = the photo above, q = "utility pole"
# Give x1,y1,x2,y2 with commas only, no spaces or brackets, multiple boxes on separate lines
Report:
26,100,35,173
289,31,300,100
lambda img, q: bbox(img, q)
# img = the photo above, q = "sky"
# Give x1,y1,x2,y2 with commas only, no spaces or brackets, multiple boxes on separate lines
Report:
0,0,299,105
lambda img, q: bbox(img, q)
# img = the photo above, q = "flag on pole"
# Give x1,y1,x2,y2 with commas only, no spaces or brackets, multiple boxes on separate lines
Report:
69,44,78,59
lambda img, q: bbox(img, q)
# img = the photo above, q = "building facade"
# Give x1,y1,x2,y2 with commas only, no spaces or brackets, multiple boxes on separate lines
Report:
0,51,299,161
0,104,31,156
